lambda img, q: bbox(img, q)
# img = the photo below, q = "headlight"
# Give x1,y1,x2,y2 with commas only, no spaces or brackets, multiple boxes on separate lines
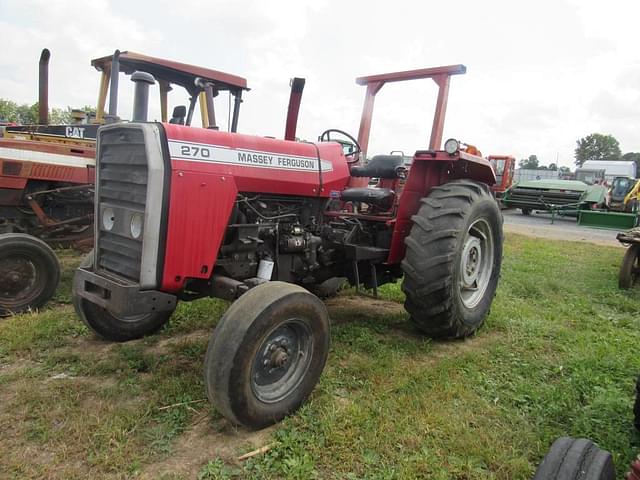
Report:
130,213,144,239
102,207,115,231
444,138,460,155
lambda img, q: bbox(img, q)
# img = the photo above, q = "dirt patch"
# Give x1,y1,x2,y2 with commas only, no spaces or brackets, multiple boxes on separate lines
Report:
146,329,211,355
326,295,405,324
63,334,116,355
141,418,275,479
425,329,501,362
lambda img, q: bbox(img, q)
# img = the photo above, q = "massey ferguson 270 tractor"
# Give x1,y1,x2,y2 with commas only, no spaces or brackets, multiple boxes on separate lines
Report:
73,64,503,429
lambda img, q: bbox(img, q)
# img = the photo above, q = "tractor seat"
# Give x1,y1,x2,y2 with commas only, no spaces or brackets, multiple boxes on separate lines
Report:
169,105,187,125
341,187,395,210
350,155,405,179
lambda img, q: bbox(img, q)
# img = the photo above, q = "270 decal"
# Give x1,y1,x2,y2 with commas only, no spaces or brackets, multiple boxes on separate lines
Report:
180,145,211,158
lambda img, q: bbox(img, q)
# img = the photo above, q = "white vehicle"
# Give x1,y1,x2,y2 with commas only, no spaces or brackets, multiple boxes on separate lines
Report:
581,160,636,182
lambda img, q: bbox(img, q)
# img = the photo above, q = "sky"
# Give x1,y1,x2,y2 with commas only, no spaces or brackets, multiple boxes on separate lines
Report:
1,0,639,168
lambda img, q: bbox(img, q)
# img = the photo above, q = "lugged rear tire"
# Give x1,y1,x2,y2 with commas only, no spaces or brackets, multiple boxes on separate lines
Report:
72,250,174,341
401,180,503,338
532,437,615,480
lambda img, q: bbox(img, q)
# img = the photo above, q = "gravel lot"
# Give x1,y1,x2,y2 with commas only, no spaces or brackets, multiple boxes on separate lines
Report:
502,208,624,247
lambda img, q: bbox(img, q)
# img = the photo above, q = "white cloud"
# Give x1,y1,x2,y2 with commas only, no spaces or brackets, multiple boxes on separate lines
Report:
2,0,640,163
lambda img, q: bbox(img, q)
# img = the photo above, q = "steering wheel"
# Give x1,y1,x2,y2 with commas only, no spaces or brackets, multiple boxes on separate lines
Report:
318,129,361,163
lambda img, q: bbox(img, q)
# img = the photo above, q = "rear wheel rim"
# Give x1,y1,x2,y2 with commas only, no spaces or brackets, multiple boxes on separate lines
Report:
251,319,313,403
459,218,494,309
0,253,46,309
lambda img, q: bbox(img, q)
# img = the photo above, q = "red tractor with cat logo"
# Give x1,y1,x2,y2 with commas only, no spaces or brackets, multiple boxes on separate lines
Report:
73,64,503,429
0,49,248,316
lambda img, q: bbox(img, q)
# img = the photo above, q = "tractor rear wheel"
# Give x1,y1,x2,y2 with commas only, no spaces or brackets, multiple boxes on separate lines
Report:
401,180,503,338
72,251,174,341
532,437,615,480
204,281,330,429
0,233,60,316
619,244,640,289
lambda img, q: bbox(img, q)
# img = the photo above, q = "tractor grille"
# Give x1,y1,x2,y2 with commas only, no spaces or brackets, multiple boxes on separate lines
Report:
96,127,148,282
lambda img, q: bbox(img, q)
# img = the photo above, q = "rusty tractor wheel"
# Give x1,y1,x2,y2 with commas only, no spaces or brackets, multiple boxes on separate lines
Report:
72,251,174,341
401,180,503,339
204,281,330,429
0,233,60,316
533,437,614,480
619,244,640,289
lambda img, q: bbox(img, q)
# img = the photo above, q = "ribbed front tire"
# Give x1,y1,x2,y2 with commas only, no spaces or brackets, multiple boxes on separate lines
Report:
401,180,503,338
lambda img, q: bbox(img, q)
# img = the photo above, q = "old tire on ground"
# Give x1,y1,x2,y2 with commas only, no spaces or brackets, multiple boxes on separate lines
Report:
204,281,330,429
401,180,503,338
532,437,615,480
619,244,640,289
72,250,173,341
634,375,640,432
521,208,532,215
0,233,60,316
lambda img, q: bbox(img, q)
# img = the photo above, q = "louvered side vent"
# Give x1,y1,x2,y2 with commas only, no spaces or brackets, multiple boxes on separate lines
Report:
96,128,148,282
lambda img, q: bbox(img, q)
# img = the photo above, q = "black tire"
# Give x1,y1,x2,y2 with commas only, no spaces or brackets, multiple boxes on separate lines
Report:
72,250,173,341
521,208,532,216
533,437,615,480
401,180,503,338
619,245,640,289
634,375,640,432
0,233,60,316
204,281,330,429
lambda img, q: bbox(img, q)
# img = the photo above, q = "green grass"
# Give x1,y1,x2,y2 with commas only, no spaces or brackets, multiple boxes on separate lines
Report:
1,234,639,478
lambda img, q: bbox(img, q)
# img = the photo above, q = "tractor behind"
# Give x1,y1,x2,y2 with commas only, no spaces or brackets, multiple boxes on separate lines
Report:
0,49,248,315
73,64,504,429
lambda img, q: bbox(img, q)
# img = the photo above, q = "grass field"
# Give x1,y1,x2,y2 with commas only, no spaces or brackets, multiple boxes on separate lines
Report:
1,233,639,479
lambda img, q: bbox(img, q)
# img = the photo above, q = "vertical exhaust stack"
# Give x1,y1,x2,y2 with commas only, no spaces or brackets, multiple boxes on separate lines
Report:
38,48,51,125
108,50,121,119
284,77,305,141
131,71,156,122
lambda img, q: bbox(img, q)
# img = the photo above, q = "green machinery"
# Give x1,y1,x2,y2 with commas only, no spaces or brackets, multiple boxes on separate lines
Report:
502,179,637,229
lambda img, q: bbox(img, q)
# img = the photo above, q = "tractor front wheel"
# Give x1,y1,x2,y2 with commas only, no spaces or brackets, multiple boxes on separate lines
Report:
72,251,174,341
204,281,330,429
401,180,503,338
0,233,60,316
619,244,640,289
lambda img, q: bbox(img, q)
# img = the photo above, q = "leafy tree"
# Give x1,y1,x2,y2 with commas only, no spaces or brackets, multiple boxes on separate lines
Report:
548,163,558,171
0,98,96,125
518,154,539,169
574,133,621,166
622,152,640,177
559,166,571,174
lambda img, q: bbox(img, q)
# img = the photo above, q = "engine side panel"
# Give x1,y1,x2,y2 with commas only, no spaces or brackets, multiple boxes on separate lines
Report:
161,171,238,291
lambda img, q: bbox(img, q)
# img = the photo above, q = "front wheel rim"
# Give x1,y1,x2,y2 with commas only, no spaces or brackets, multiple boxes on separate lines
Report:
0,253,45,309
250,319,313,404
458,218,495,309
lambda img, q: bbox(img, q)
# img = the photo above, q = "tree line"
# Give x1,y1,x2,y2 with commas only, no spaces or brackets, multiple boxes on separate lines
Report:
518,133,640,173
0,98,95,125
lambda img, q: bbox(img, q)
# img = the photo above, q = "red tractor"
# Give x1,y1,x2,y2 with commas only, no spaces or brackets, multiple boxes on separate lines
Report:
487,154,515,204
73,64,503,429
